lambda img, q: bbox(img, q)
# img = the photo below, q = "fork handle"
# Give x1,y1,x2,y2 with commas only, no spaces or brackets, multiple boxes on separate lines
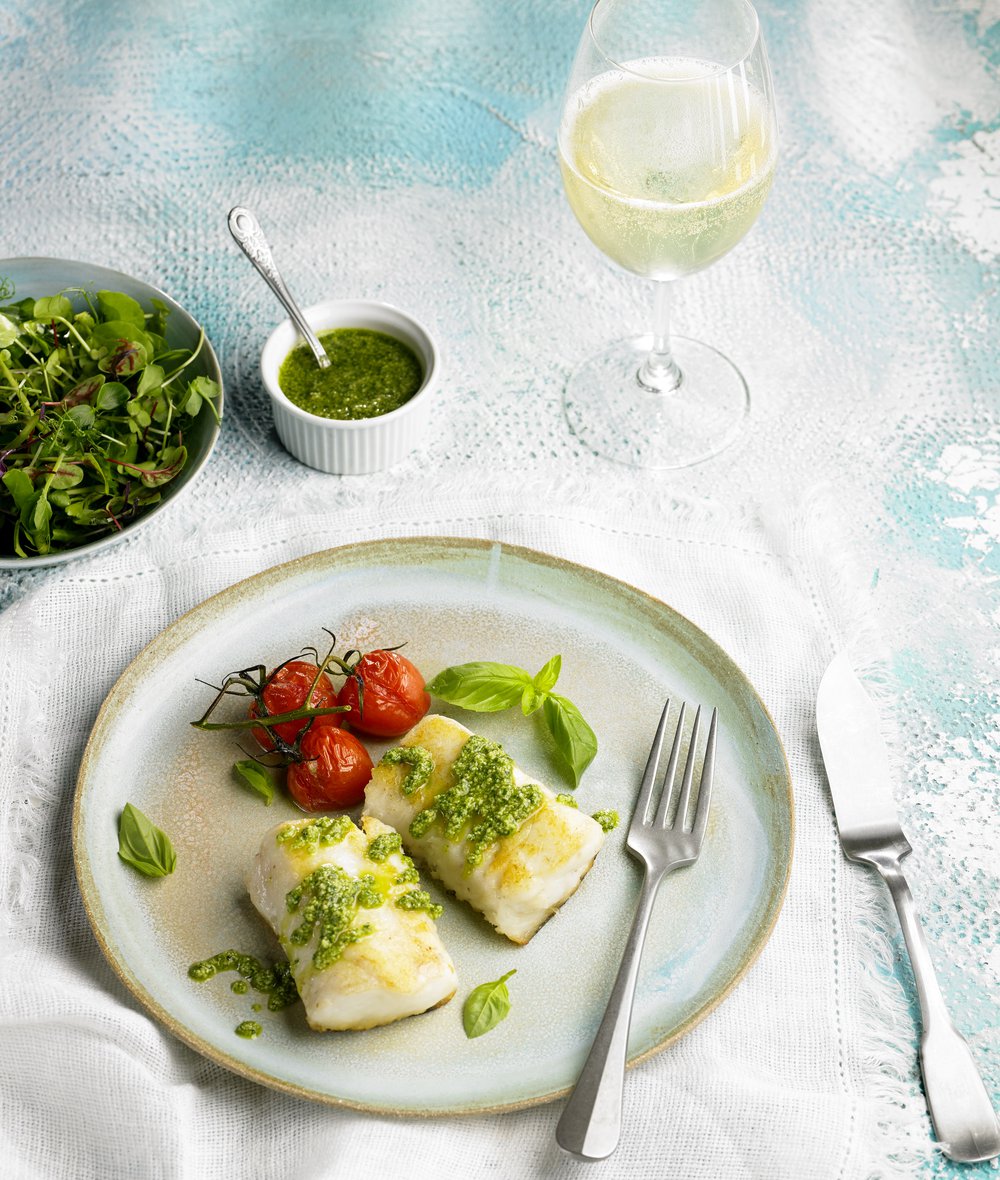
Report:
556,869,663,1161
872,857,1000,1163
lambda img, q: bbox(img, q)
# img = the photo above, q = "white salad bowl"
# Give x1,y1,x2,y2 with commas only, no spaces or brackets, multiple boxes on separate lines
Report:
260,299,439,476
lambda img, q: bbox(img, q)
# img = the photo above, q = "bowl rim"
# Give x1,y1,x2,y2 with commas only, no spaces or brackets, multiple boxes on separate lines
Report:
0,255,224,569
259,297,438,432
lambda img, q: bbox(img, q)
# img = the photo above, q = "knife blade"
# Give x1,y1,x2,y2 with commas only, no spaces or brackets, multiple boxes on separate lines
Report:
817,653,1000,1163
816,652,911,859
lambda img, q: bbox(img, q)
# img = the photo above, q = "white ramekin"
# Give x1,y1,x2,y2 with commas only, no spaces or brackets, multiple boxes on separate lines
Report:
260,299,439,475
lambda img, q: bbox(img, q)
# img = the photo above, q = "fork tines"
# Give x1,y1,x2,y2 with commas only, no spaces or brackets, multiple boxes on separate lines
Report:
633,700,717,839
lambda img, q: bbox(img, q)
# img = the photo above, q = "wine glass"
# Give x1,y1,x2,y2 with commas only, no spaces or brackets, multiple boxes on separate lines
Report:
558,0,777,468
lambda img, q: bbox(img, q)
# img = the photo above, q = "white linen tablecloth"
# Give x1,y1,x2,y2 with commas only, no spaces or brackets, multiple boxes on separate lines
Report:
0,481,937,1178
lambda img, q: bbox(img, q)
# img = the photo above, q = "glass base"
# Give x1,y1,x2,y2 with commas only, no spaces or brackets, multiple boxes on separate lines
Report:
563,335,749,469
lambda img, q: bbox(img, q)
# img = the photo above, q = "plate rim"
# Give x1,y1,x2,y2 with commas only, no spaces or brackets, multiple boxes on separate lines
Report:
0,255,224,569
72,535,794,1116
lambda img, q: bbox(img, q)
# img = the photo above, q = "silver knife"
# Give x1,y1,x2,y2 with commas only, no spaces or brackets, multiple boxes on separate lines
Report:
817,653,1000,1163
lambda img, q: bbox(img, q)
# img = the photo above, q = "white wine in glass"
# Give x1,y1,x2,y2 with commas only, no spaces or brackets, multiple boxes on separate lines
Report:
559,0,777,468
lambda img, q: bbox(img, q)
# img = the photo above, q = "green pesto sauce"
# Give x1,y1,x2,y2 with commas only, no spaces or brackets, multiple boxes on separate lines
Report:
406,734,543,873
285,863,383,971
366,831,403,862
395,888,444,919
278,328,423,421
235,1020,262,1039
380,745,434,795
555,793,578,808
592,809,620,833
276,814,353,854
394,855,420,886
188,950,299,1011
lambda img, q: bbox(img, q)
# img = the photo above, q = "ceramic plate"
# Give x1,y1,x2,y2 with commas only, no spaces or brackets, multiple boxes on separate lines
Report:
73,538,793,1115
0,257,223,568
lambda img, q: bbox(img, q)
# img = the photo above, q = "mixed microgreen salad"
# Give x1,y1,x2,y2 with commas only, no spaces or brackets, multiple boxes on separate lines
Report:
0,282,220,558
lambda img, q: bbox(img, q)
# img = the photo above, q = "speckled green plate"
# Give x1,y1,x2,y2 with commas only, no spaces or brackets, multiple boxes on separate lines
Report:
73,537,792,1116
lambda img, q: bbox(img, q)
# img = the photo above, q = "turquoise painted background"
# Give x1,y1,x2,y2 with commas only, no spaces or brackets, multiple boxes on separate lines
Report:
1,0,997,1174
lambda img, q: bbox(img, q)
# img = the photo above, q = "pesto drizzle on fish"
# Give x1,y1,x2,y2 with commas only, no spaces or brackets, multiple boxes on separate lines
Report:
392,734,543,872
285,864,384,971
379,745,434,795
276,814,353,853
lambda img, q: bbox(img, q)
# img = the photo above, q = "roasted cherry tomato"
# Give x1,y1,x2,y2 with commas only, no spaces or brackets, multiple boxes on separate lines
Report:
249,660,341,752
337,649,430,738
286,725,374,811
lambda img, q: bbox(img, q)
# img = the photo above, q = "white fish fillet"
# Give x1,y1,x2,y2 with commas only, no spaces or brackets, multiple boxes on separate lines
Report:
246,814,456,1030
363,715,605,944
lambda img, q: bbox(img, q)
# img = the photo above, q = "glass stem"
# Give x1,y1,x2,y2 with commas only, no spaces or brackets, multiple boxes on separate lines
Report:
637,280,682,393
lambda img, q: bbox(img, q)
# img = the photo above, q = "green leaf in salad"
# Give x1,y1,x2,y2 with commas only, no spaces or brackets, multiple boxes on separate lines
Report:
181,374,222,417
46,461,83,490
136,363,163,398
118,801,177,878
94,380,128,410
97,289,145,329
146,298,171,336
462,970,516,1039
33,295,73,320
0,282,221,558
0,314,20,349
132,444,187,488
2,469,33,512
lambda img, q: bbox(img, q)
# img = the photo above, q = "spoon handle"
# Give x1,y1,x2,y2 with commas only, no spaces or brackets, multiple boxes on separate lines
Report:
227,207,330,368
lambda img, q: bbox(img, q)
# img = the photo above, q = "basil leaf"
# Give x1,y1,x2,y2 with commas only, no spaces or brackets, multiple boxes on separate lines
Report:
234,760,275,805
533,653,561,694
542,693,598,787
426,662,531,712
118,801,176,877
520,683,544,716
462,969,516,1039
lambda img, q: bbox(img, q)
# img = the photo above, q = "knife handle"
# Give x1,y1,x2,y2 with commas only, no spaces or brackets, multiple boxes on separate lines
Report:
874,857,1000,1163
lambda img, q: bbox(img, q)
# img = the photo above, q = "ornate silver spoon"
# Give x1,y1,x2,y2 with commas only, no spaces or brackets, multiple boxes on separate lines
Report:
227,206,331,369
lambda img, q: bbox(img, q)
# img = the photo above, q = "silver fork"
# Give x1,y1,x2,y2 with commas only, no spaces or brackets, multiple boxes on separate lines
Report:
556,700,718,1161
